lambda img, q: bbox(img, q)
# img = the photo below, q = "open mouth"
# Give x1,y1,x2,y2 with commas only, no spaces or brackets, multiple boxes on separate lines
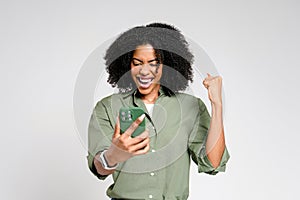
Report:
137,77,154,88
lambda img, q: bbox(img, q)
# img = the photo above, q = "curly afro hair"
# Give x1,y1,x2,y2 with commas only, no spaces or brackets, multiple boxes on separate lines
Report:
104,22,194,96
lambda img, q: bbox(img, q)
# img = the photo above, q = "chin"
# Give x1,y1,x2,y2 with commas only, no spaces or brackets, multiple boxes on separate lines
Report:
137,87,152,95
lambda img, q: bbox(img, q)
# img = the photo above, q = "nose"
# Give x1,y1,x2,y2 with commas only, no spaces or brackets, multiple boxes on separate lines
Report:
139,64,151,76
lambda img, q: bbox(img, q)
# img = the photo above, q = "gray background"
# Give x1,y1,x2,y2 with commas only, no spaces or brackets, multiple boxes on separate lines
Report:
1,0,299,199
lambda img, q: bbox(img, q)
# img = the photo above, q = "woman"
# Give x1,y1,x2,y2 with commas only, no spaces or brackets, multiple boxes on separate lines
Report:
87,23,229,200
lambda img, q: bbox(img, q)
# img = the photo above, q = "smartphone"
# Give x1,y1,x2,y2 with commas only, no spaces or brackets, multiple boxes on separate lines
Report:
119,107,145,138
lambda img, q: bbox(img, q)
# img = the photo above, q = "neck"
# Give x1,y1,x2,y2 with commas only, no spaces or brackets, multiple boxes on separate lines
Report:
142,96,157,104
141,86,160,104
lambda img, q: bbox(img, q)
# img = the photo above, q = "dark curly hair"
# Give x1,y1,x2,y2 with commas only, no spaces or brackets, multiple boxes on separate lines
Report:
104,22,194,96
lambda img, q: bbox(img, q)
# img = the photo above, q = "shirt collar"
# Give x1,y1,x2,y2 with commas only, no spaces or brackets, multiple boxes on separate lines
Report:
121,86,167,106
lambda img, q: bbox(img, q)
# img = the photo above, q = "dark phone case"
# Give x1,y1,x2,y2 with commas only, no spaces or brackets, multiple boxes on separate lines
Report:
119,107,145,138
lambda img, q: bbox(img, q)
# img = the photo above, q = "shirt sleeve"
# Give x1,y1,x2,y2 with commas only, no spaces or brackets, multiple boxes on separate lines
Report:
188,98,230,175
87,100,114,180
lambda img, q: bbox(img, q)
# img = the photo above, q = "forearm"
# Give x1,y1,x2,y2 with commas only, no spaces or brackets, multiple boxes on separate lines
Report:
206,102,226,168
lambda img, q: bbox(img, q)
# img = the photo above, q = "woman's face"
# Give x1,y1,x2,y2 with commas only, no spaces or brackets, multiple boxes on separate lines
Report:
131,44,163,97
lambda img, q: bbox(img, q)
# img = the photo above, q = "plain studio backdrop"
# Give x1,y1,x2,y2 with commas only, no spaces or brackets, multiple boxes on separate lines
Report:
1,0,299,200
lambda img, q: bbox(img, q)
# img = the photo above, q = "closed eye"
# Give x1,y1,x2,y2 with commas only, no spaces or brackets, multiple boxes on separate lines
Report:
132,62,142,66
132,58,161,67
149,63,160,67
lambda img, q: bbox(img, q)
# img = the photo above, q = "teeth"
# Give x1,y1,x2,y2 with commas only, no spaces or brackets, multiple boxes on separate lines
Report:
137,77,154,88
140,79,151,83
138,77,153,84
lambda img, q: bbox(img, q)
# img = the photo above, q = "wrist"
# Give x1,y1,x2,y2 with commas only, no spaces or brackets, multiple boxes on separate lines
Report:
211,102,223,117
211,99,222,106
211,101,222,110
99,150,118,170
104,149,118,167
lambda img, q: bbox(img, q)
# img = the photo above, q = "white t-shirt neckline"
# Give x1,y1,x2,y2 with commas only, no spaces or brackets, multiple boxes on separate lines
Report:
144,103,154,117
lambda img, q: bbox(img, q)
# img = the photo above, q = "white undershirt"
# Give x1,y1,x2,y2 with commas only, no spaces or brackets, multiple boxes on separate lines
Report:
144,103,154,117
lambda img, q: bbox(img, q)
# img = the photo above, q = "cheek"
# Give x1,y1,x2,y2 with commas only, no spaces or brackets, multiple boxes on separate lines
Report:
151,64,163,75
157,65,163,76
130,66,139,75
130,68,140,82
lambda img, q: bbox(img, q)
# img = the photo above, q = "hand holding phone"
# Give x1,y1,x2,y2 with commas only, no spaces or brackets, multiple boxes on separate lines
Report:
104,107,149,166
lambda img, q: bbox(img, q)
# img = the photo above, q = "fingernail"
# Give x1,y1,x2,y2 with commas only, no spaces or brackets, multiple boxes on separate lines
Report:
138,114,145,120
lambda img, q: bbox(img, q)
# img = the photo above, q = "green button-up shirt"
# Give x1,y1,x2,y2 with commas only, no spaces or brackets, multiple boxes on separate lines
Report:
87,89,230,200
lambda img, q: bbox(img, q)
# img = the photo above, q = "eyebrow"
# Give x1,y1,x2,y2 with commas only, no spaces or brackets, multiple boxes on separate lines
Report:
132,58,158,63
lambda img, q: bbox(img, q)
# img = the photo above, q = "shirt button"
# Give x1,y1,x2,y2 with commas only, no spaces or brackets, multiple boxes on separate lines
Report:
151,149,156,152
150,172,155,176
149,194,153,199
